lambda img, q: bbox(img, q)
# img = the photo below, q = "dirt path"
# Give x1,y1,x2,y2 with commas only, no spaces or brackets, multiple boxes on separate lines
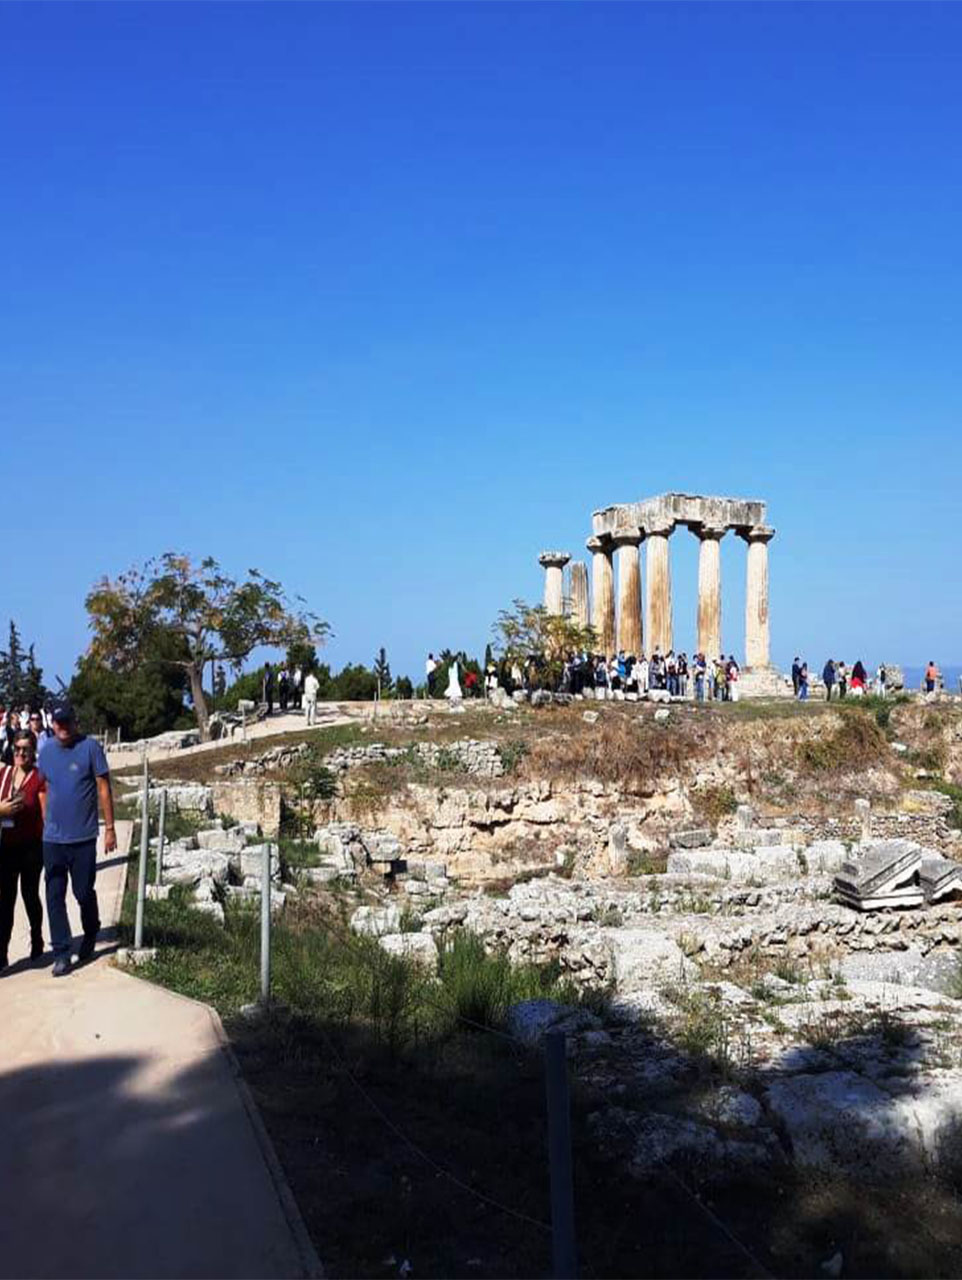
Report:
0,822,321,1279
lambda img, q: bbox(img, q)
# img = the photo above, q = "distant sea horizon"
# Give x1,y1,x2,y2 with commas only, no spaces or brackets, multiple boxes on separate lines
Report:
898,664,961,693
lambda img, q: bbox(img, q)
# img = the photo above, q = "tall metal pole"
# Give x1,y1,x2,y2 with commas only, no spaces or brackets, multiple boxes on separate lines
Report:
156,788,167,887
134,755,150,949
260,841,272,1003
545,1030,577,1279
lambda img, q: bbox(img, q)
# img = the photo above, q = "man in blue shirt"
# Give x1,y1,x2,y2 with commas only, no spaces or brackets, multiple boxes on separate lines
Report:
38,702,117,977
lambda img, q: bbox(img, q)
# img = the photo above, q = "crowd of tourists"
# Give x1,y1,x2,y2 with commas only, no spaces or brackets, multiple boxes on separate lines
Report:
260,662,305,715
475,650,744,702
790,658,942,701
0,700,114,978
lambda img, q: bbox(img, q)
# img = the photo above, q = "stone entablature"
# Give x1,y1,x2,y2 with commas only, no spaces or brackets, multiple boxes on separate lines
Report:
591,491,768,539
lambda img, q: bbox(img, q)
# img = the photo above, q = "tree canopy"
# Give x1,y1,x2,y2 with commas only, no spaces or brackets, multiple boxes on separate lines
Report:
85,553,330,739
492,599,596,689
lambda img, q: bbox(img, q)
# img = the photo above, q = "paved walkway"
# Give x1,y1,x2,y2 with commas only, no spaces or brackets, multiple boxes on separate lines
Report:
107,706,358,767
0,823,321,1279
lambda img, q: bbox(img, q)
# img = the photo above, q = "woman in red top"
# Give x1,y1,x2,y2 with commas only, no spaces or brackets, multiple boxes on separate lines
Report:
0,730,46,968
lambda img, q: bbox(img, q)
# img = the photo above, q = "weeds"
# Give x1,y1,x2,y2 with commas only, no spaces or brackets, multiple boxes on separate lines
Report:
498,740,528,774
663,983,750,1076
692,785,738,825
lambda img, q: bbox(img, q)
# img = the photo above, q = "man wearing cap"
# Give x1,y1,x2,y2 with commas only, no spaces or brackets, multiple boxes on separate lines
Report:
38,703,116,977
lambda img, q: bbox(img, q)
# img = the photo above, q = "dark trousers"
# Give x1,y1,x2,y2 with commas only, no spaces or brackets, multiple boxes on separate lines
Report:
43,839,100,960
0,840,44,957
826,684,834,701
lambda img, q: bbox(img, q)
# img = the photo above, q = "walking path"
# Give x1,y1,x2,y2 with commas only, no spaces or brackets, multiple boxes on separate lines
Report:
0,822,322,1279
107,705,358,767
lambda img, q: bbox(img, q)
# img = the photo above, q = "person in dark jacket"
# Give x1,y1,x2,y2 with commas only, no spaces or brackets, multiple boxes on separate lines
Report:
791,657,802,697
822,659,836,701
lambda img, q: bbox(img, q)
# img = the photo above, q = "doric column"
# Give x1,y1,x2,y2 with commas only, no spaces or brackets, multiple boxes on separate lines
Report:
586,536,615,655
696,524,725,658
538,551,570,617
645,521,674,654
740,525,774,668
612,529,643,656
569,561,589,630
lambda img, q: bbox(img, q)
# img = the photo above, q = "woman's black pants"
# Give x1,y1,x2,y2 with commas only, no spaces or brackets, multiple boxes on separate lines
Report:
0,839,44,957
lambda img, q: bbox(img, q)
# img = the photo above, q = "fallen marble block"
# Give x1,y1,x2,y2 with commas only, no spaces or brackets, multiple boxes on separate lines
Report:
835,839,924,910
921,856,962,904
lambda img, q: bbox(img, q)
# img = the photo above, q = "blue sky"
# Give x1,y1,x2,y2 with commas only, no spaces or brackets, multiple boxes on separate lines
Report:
2,3,960,688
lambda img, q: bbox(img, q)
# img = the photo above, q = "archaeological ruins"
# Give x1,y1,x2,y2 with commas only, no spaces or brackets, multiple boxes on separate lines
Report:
540,491,778,693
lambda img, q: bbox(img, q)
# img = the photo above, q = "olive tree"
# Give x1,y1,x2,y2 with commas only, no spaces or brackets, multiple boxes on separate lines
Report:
492,599,596,689
85,553,330,740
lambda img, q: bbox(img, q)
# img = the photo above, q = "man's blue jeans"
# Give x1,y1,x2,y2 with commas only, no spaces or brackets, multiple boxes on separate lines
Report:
43,839,101,959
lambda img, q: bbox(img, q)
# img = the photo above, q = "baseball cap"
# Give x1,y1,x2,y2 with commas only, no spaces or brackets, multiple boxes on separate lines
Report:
50,702,76,724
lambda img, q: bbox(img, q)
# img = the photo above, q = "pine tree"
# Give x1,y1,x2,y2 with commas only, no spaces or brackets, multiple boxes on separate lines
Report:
22,644,47,709
373,646,394,694
0,620,25,705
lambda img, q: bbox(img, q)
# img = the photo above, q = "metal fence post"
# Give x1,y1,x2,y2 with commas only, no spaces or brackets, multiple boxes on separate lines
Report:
260,841,272,1003
545,1029,577,1279
156,788,167,887
134,756,150,949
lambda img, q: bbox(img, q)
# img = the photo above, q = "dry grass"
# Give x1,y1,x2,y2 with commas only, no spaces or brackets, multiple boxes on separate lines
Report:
796,710,890,774
518,708,711,793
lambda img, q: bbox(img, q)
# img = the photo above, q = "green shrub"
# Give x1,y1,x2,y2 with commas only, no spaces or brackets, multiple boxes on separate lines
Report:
499,741,528,774
437,932,569,1030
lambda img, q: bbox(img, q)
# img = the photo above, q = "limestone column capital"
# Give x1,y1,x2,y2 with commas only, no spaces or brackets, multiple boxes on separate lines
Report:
610,527,643,549
585,535,610,554
738,524,775,545
538,550,572,570
696,523,728,542
643,520,674,539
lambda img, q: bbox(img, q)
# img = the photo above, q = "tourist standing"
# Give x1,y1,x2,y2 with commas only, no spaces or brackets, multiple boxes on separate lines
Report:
1,711,21,767
798,662,809,700
0,731,46,968
292,665,303,709
851,660,867,696
875,664,887,698
837,661,848,699
303,669,320,726
425,653,437,698
791,657,801,698
693,653,706,702
37,704,115,977
278,665,290,712
727,655,740,702
925,660,940,693
263,664,275,715
822,659,836,701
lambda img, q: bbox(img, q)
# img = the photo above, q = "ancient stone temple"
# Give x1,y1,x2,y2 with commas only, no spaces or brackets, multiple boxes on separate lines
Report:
539,492,779,692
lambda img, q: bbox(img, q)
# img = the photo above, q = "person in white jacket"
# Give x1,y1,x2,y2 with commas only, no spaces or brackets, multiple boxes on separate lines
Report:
303,670,320,726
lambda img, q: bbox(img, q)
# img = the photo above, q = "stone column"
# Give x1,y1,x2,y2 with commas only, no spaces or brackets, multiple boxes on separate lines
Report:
586,537,615,655
696,525,725,658
539,551,570,617
741,525,774,668
645,522,674,654
569,561,589,630
612,530,643,656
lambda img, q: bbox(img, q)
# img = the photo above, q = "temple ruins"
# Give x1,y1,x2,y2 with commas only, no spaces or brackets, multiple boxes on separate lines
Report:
539,491,779,693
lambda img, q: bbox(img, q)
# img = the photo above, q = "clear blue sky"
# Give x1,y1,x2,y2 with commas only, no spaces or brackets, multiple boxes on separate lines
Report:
3,2,960,689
